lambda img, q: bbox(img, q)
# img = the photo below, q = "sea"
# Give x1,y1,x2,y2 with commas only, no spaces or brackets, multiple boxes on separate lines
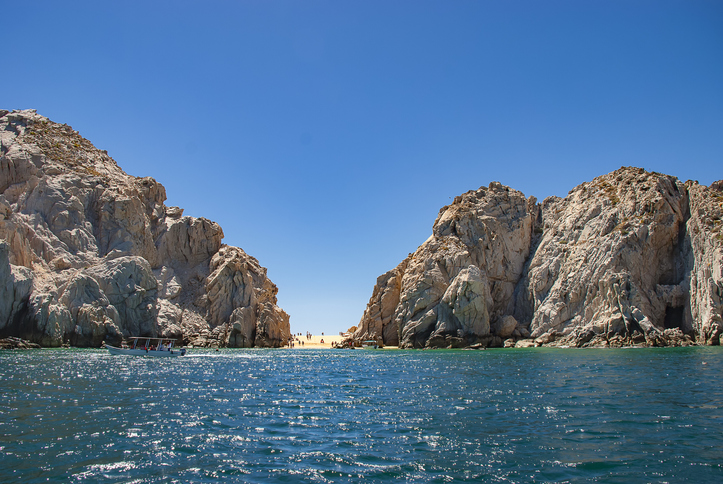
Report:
1,347,722,483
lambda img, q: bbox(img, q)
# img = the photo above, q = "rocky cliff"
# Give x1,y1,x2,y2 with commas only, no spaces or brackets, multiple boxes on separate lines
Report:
355,167,722,348
0,109,290,347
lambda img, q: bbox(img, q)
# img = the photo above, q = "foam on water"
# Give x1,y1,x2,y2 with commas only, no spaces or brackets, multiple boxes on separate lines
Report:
1,347,722,483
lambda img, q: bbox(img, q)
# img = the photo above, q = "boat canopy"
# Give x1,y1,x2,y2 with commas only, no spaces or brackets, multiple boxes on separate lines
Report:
127,337,179,342
125,337,180,348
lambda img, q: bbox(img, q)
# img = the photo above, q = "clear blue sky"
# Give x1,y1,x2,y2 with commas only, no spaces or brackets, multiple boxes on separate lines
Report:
3,1,722,335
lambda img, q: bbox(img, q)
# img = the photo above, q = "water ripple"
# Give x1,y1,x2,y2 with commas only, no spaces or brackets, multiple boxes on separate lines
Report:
1,347,722,482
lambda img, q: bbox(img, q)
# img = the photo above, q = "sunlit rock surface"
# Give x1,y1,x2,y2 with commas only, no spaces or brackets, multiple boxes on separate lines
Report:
356,167,722,348
0,109,289,347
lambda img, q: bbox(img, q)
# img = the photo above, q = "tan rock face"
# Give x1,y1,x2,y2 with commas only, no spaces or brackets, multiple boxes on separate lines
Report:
357,182,534,348
686,180,723,344
356,167,721,348
518,168,692,347
0,109,289,347
206,246,291,348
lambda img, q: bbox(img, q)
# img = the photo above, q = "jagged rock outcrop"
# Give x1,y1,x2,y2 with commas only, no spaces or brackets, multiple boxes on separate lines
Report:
355,167,721,348
356,182,535,348
0,336,41,349
0,109,290,347
686,180,723,344
516,168,693,348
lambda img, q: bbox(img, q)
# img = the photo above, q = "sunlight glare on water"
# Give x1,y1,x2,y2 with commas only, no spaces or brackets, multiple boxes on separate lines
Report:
1,347,722,483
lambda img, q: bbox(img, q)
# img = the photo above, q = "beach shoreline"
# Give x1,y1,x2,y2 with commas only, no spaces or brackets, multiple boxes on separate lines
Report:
288,334,342,349
288,334,398,349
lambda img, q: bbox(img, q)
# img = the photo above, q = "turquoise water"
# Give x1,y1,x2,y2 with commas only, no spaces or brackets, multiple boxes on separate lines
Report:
1,348,722,483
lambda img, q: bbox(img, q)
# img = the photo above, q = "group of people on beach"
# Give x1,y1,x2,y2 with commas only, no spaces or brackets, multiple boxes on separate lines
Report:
287,332,325,348
288,332,306,348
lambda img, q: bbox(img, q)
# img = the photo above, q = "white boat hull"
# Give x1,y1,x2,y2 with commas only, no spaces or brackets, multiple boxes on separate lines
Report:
106,345,185,357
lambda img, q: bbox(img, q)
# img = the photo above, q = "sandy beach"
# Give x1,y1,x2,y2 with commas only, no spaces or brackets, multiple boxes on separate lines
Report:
289,334,399,349
290,334,344,348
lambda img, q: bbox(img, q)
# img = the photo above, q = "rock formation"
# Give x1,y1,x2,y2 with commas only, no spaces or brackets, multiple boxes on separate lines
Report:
355,167,722,348
0,109,290,347
0,336,40,350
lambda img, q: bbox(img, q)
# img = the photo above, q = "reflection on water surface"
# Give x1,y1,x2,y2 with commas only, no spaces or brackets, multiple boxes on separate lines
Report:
1,347,722,483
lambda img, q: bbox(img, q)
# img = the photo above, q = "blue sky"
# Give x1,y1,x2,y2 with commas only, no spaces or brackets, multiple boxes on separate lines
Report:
3,1,722,335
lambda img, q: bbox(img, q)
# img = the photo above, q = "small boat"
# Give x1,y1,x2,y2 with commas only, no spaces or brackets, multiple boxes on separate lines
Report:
361,340,379,349
106,337,186,357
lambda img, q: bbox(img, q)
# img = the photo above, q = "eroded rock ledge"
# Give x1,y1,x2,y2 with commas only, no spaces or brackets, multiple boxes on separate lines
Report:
0,109,290,347
354,168,722,348
0,336,41,350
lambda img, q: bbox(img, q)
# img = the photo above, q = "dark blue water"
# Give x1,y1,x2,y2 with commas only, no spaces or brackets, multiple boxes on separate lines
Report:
1,347,722,483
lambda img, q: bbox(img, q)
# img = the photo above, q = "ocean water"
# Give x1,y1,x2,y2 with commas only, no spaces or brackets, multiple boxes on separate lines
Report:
1,347,722,483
